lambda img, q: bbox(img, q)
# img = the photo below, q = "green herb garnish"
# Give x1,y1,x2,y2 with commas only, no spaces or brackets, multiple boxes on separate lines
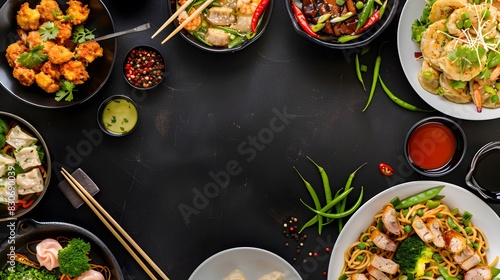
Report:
55,80,77,102
17,45,48,69
72,25,96,43
39,21,59,41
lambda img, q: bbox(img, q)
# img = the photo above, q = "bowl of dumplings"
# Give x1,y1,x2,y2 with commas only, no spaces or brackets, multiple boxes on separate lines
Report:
0,0,115,108
0,111,51,222
189,247,301,280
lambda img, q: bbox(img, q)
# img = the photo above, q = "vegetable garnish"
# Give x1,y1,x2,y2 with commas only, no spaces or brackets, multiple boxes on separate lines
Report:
393,185,444,210
378,162,393,176
17,45,48,69
295,158,365,234
39,21,59,41
72,24,96,43
55,80,77,102
250,0,270,33
58,238,91,277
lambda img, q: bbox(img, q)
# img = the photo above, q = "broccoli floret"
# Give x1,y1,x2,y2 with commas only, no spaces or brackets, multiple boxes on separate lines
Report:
0,134,5,149
0,119,6,134
0,263,58,280
58,238,91,277
393,235,433,277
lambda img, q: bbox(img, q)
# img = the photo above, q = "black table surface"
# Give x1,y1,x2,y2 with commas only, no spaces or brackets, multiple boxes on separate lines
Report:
1,0,500,279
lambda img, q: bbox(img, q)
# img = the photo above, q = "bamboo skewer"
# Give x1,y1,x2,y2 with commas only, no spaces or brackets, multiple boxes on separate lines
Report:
151,0,194,39
161,0,215,44
60,168,169,280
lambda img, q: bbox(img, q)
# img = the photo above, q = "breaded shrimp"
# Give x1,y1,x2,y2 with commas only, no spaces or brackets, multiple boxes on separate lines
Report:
35,72,60,93
61,60,89,84
48,45,74,64
75,41,103,64
17,2,41,31
36,0,63,22
13,67,36,86
5,41,28,68
66,0,90,25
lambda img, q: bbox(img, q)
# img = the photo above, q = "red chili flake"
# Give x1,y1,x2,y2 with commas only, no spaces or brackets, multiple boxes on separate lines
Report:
325,247,330,253
379,163,394,176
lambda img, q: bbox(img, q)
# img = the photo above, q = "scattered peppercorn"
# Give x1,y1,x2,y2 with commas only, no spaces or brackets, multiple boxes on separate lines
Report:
124,46,165,89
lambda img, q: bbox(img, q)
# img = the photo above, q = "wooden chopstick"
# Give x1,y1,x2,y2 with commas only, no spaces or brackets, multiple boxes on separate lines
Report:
60,168,170,280
161,0,215,44
151,0,194,39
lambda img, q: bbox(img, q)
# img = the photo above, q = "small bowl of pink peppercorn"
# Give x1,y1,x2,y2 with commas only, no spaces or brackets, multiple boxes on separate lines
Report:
123,45,165,90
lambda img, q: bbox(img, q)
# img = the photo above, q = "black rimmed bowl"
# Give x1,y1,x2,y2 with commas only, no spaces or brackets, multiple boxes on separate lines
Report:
123,45,165,90
0,219,123,279
284,0,398,49
97,95,139,137
167,0,273,53
0,0,115,108
0,111,51,222
404,116,466,177
465,141,500,202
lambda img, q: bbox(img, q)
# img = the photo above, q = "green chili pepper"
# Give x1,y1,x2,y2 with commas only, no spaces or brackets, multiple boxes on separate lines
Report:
299,187,354,233
307,157,333,215
301,187,364,219
295,167,324,234
362,49,381,112
337,163,366,231
394,185,445,209
338,34,361,43
355,54,366,90
356,0,375,31
228,36,246,48
379,75,434,112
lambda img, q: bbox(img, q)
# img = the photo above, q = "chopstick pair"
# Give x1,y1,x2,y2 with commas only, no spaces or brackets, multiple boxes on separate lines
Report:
151,0,214,44
60,168,169,280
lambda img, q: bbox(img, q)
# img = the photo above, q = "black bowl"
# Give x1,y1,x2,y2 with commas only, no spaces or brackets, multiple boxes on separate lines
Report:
123,45,165,90
0,111,51,222
0,219,123,279
465,141,500,202
404,116,467,177
167,0,273,53
0,0,116,108
284,0,399,49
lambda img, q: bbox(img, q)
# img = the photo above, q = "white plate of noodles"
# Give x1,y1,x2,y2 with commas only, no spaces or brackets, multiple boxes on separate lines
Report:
397,0,500,120
328,181,500,280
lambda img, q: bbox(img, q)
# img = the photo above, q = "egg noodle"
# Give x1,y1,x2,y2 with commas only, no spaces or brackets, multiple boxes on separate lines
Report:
340,200,496,279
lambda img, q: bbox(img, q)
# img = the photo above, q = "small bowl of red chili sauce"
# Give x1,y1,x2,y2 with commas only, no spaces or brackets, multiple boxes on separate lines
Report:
123,45,166,90
404,116,467,177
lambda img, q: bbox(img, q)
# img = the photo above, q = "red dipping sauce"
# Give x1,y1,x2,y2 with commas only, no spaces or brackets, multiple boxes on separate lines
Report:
407,122,456,170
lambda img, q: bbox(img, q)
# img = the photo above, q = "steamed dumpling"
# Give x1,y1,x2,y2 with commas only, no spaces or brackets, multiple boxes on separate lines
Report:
0,153,16,177
77,269,105,280
14,145,41,170
0,177,18,203
36,238,62,270
16,168,44,195
258,271,285,280
5,125,38,149
224,269,247,280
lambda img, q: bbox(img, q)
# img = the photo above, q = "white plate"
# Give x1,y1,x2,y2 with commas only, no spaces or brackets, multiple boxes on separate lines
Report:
189,247,302,280
397,0,500,120
327,181,500,280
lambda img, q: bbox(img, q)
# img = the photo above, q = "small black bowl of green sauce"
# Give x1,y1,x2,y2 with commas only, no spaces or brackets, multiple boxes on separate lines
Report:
465,141,500,202
97,95,138,137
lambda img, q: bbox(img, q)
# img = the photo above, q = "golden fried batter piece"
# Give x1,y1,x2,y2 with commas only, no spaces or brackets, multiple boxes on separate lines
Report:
35,72,60,93
61,60,89,84
66,0,90,25
55,21,72,44
13,67,36,86
41,40,56,54
17,3,41,31
48,45,74,64
40,61,61,80
75,41,103,64
5,41,28,68
36,0,62,22
25,31,43,49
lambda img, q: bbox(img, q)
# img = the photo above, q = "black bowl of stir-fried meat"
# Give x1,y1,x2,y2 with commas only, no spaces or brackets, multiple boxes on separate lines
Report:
167,0,273,53
0,111,51,222
0,219,123,279
0,0,115,108
284,0,398,48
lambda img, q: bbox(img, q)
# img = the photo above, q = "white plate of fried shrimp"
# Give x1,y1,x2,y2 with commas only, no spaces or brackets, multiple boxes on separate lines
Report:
397,0,500,120
0,0,115,108
328,181,500,280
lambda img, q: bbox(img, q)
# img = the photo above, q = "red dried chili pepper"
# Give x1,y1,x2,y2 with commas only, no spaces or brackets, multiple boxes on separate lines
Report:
355,10,380,35
291,1,320,38
378,163,394,176
251,0,270,33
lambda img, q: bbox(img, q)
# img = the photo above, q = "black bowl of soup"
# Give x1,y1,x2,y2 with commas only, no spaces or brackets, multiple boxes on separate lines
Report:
284,0,398,49
167,0,273,52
